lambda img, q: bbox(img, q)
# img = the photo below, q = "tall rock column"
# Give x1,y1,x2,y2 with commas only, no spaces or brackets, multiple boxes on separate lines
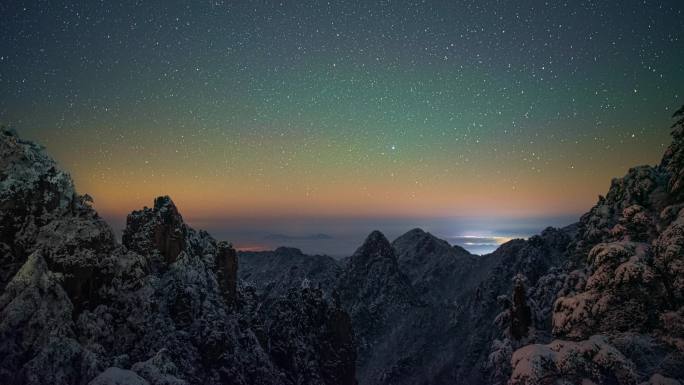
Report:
215,241,238,305
509,274,532,340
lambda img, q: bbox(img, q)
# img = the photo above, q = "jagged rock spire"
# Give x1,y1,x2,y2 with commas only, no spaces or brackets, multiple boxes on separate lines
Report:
122,196,187,264
348,230,394,264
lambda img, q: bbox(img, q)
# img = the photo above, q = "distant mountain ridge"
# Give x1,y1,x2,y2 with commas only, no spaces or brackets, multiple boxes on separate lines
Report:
264,233,334,241
239,224,580,384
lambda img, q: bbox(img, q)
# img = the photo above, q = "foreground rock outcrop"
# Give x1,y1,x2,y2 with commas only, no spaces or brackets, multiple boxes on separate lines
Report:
495,108,684,385
0,129,357,385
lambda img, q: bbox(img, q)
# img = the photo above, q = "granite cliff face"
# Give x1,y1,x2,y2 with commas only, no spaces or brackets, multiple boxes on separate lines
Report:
392,228,483,304
0,129,357,385
335,231,422,383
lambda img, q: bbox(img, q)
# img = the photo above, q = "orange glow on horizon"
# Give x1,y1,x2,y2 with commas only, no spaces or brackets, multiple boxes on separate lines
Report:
86,169,604,222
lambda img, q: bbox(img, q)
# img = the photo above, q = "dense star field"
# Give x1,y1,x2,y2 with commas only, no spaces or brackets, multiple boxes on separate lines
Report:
1,0,683,253
3,2,684,385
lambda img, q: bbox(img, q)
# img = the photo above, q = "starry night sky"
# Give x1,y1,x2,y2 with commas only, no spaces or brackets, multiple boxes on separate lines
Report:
1,1,683,253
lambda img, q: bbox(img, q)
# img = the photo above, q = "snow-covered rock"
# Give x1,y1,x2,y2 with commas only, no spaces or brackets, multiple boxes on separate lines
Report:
506,108,684,385
509,336,638,385
0,130,357,385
